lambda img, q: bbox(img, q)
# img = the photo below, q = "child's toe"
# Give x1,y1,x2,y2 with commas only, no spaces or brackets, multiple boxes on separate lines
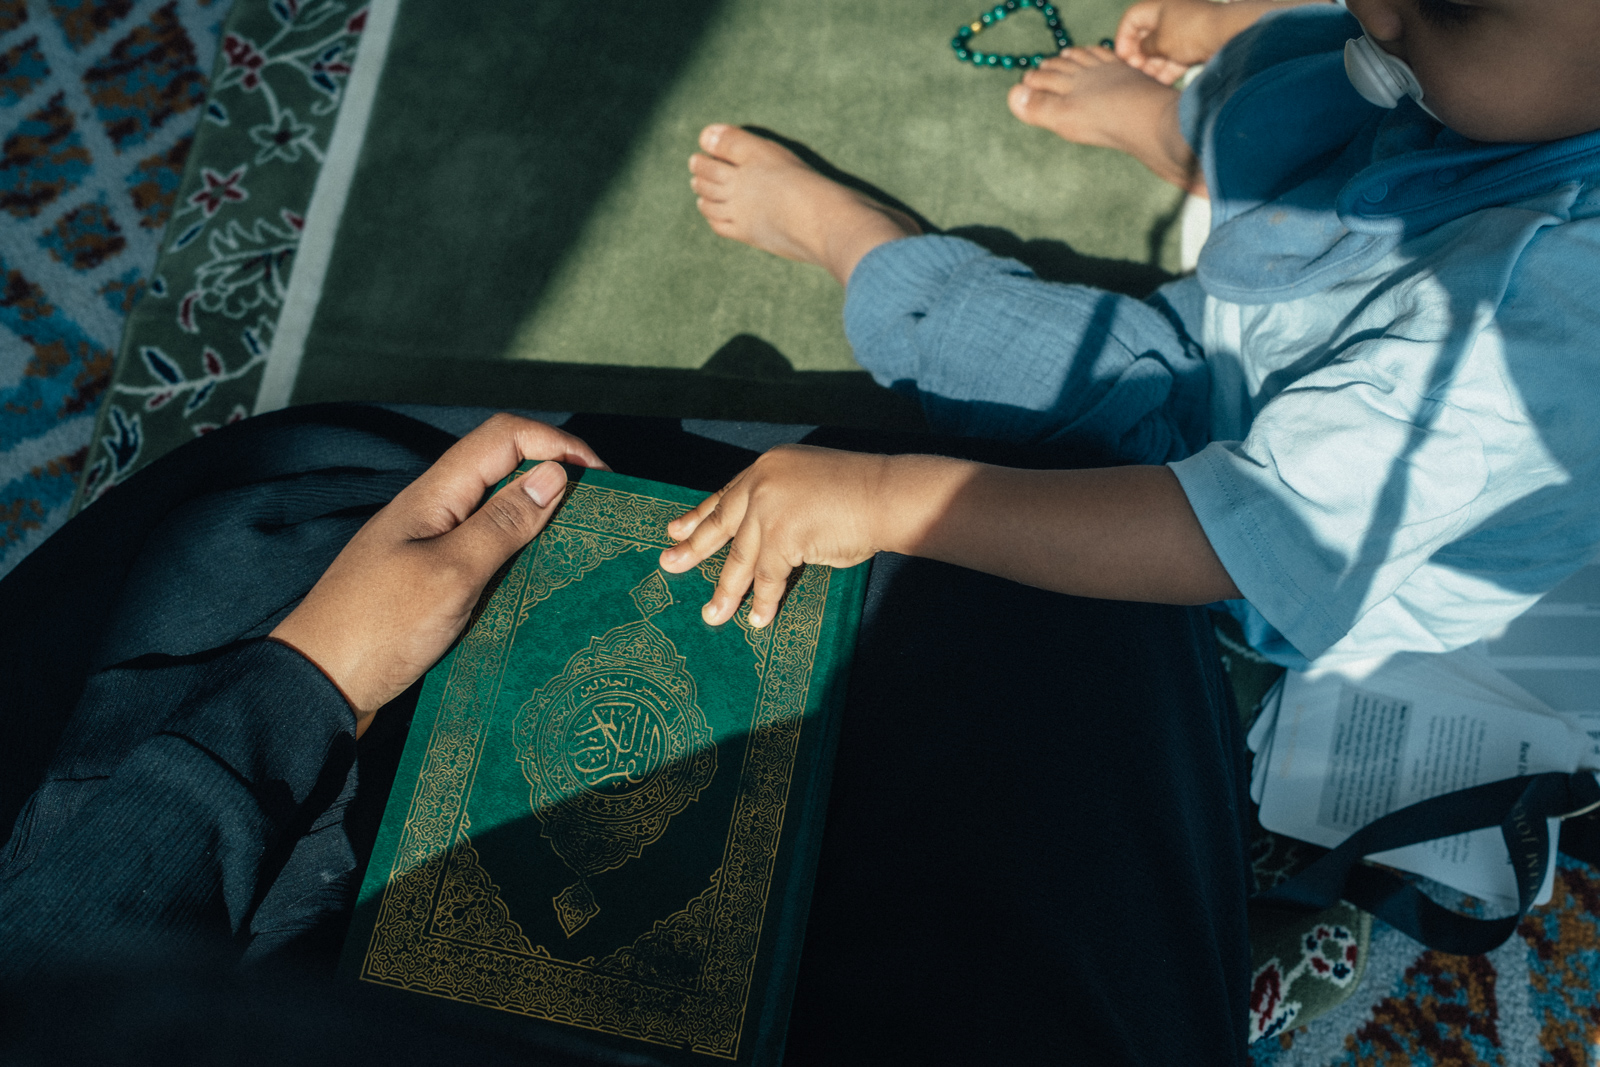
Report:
700,123,769,164
1028,60,1082,93
1009,82,1057,125
694,197,727,224
699,123,735,156
704,125,803,171
690,173,728,202
1060,46,1104,68
1008,80,1075,130
689,152,734,184
1008,83,1036,120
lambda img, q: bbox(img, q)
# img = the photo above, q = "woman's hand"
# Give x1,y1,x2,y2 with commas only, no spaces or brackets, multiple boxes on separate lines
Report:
658,445,897,629
269,414,605,735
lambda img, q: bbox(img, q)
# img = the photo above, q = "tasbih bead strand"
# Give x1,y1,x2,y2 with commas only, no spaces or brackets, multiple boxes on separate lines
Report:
950,0,1071,70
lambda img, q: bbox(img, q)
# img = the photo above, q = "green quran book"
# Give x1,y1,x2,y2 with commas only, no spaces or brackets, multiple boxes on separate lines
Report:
339,466,867,1066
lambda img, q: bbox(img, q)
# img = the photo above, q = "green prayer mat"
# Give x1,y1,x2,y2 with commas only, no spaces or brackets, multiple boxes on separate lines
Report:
77,0,1186,501
294,0,1184,406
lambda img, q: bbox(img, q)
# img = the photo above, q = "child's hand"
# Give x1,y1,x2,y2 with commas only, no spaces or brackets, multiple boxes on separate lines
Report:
1114,0,1329,85
1113,0,1219,83
658,445,893,628
660,448,1240,623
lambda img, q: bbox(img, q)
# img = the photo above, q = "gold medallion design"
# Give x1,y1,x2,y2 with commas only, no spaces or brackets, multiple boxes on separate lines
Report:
513,617,717,934
552,880,602,937
629,568,674,619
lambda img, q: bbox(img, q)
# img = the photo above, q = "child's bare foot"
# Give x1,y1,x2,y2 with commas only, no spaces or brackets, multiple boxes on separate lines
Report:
1007,47,1203,193
689,125,920,286
1008,46,1175,152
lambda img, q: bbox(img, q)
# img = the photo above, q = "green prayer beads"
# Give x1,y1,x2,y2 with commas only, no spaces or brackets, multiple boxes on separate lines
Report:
950,0,1071,70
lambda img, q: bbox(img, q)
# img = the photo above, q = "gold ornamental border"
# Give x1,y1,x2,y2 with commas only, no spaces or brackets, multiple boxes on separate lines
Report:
357,481,832,1060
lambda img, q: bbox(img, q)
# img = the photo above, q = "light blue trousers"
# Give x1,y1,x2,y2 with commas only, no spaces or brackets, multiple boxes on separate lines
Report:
844,235,1212,464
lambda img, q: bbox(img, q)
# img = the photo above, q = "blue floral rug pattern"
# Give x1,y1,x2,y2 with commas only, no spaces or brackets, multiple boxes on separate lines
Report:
0,0,225,577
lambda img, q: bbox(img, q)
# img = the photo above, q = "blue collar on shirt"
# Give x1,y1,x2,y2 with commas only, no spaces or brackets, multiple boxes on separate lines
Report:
1185,6,1600,304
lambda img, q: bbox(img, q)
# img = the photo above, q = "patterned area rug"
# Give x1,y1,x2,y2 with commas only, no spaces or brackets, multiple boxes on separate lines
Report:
0,0,227,576
69,0,368,506
1,0,1598,1061
1254,857,1600,1066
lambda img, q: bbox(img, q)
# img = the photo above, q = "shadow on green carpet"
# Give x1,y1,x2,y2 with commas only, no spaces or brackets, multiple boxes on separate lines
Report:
749,125,1175,297
291,0,1187,427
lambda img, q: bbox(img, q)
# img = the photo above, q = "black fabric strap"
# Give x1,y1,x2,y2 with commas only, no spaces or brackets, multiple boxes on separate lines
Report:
1255,771,1600,955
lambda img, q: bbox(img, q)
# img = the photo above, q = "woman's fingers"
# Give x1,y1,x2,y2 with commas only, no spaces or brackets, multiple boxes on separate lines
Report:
441,460,569,582
266,420,604,727
403,414,606,533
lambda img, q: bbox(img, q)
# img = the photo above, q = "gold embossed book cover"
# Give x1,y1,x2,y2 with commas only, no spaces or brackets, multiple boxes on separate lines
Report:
339,466,867,1066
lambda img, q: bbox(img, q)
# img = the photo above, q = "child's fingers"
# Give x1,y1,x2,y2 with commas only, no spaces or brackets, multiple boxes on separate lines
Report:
1137,55,1188,85
1112,26,1148,64
745,547,795,629
661,488,746,573
666,490,722,544
703,521,761,625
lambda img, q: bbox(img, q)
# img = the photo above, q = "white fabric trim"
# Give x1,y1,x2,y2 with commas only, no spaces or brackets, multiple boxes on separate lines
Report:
254,0,401,413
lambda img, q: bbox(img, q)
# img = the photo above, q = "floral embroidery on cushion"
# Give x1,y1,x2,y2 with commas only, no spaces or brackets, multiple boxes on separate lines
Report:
1249,922,1361,1043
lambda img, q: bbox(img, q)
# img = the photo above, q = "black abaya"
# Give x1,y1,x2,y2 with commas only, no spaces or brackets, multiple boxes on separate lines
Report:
0,404,1251,1066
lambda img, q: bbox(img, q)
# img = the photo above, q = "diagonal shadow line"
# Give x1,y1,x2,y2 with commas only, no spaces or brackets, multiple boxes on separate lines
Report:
743,130,1176,300
1341,288,1479,619
1146,184,1190,268
1254,253,1442,404
308,0,739,363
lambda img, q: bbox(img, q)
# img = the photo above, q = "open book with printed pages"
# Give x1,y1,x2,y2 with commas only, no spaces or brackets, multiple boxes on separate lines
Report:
339,465,868,1066
1249,561,1600,912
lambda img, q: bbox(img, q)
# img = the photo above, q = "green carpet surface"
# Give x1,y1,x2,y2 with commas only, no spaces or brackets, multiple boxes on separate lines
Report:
292,0,1186,422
